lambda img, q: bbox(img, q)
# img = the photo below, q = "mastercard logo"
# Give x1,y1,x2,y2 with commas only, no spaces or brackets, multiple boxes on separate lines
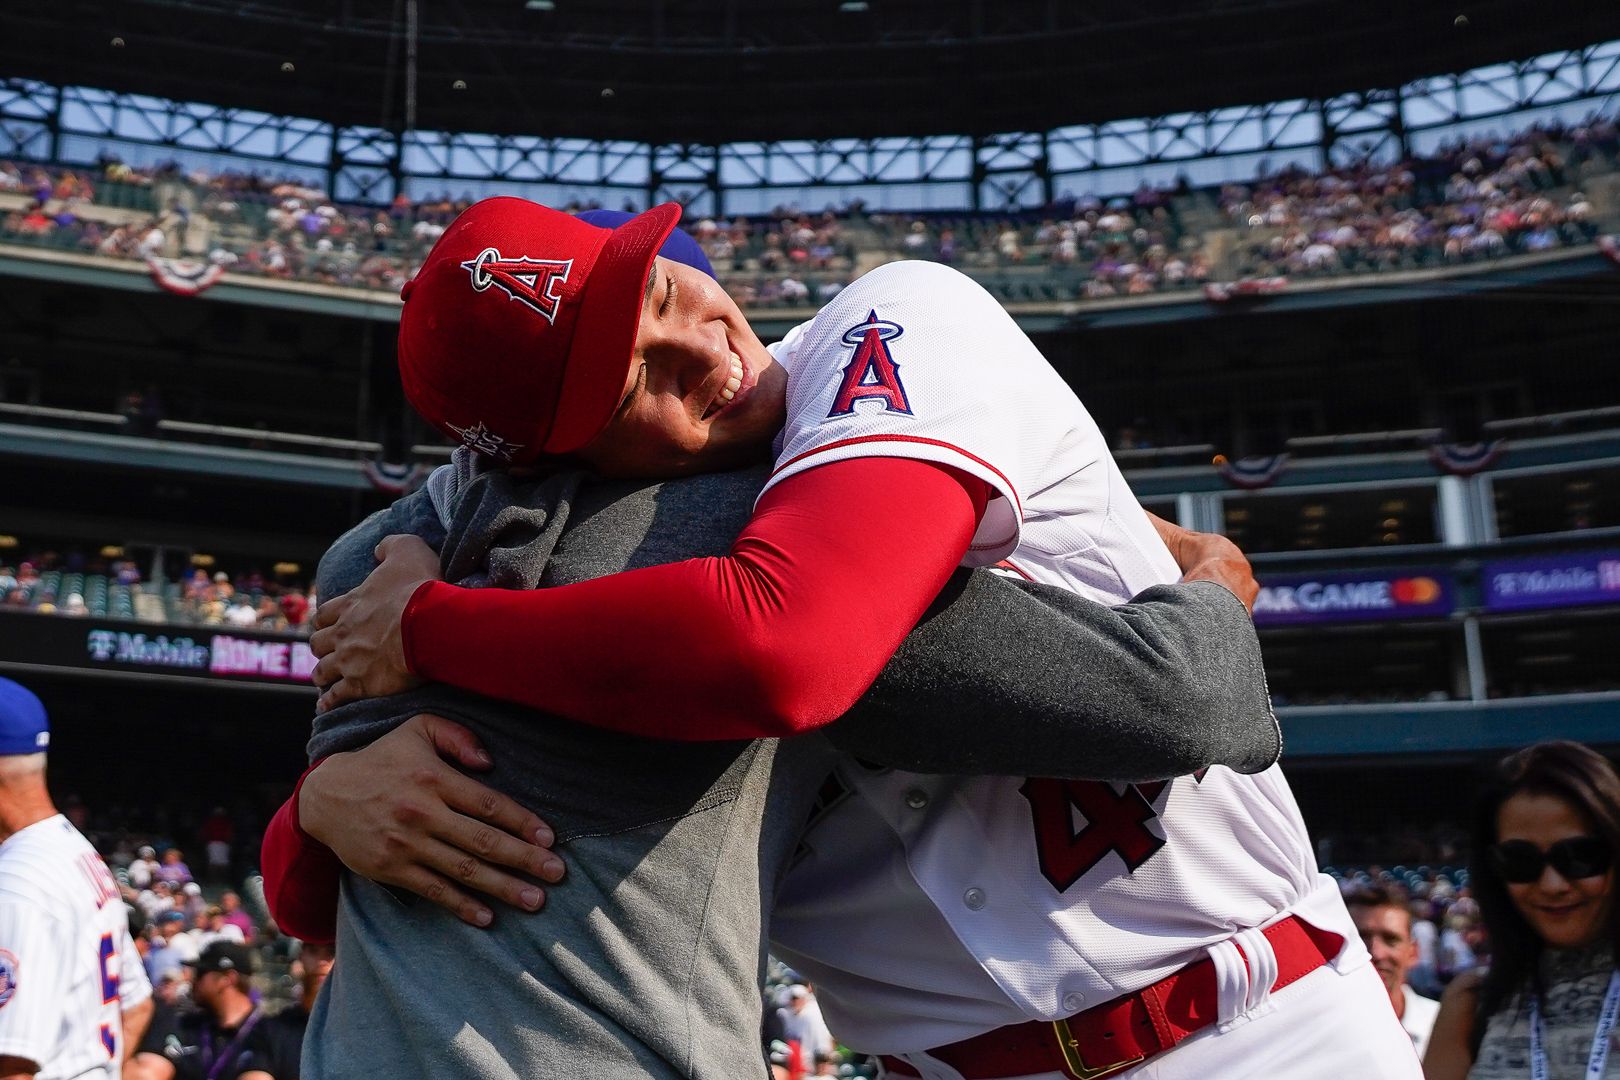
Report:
1390,577,1442,604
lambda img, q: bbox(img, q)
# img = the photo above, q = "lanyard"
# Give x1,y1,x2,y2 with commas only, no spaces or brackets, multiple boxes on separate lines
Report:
200,1008,263,1080
1530,969,1620,1080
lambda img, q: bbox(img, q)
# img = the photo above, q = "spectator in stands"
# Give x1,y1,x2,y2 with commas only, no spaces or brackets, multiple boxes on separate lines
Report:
178,881,206,923
201,806,235,881
191,905,246,951
224,595,257,627
1437,909,1480,981
131,942,298,1080
149,970,186,1011
1408,898,1442,997
279,591,310,630
145,910,198,985
135,878,176,923
128,843,160,890
1425,741,1620,1080
774,984,835,1077
155,846,192,886
265,939,333,1069
254,595,284,630
1347,885,1441,1057
218,890,256,944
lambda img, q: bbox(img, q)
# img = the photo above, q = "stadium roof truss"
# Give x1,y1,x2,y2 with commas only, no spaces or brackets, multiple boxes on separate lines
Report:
3,40,1618,213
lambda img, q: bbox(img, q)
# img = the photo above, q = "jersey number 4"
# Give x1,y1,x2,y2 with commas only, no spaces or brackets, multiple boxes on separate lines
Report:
1020,777,1198,891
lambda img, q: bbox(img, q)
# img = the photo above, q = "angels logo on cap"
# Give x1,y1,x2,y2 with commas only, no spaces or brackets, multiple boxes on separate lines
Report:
396,197,682,465
459,249,573,324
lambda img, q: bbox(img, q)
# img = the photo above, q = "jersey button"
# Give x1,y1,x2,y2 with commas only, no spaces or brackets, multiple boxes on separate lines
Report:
963,887,987,911
904,788,929,810
1062,992,1086,1012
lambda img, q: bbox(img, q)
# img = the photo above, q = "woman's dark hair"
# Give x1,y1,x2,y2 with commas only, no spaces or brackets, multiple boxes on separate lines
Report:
1471,740,1620,1031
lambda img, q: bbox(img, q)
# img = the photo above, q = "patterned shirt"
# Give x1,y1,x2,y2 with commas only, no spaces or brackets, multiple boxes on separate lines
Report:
1473,944,1620,1079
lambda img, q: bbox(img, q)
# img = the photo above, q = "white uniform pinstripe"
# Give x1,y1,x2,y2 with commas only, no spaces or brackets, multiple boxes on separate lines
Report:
0,814,151,1079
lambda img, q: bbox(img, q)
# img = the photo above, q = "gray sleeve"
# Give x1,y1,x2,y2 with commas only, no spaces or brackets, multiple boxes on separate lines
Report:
315,488,446,602
828,575,1280,783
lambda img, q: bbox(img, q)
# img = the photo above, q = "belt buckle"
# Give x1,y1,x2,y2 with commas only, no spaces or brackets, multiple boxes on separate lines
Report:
1052,1017,1145,1080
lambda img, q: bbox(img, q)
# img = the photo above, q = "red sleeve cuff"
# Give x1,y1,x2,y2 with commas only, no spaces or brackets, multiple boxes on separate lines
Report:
400,578,445,676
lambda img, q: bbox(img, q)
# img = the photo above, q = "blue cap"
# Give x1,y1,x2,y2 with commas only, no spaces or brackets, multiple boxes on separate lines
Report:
576,209,717,280
0,678,48,756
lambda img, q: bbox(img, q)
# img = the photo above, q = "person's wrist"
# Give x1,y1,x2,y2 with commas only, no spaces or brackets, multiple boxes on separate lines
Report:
294,755,346,845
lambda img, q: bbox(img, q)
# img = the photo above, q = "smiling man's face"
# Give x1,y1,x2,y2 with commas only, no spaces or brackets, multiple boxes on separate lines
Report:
576,256,788,478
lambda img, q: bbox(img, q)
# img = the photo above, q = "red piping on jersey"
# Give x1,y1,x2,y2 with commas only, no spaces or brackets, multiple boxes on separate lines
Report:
770,434,1024,521
995,558,1035,581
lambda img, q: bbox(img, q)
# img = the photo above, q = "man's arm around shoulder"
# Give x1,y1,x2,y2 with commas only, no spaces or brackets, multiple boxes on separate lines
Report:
829,522,1278,781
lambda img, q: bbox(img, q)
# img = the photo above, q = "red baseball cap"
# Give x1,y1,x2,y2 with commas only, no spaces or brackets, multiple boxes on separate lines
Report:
397,197,681,463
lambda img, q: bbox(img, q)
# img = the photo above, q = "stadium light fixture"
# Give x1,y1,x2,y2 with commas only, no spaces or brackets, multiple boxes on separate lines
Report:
525,0,556,9
839,1,870,11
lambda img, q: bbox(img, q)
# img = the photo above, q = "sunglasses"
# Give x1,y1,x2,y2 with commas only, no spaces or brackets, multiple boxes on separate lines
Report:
1489,836,1613,884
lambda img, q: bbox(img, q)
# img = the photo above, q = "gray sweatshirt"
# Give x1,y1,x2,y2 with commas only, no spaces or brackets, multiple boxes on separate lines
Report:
302,457,1277,1080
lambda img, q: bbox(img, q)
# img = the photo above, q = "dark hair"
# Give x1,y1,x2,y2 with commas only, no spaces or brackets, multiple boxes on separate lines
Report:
1471,741,1620,1032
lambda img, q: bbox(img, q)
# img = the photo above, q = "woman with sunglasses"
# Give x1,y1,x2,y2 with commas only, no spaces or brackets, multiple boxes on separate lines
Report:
1426,740,1620,1079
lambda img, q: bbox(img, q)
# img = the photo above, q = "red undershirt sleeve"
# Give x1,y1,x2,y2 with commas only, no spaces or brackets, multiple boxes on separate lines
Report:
401,456,989,740
260,760,341,945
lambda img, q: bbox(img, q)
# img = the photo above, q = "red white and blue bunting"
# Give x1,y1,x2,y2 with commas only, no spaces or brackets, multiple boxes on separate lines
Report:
1428,439,1505,476
1214,453,1290,490
146,257,226,296
362,460,432,495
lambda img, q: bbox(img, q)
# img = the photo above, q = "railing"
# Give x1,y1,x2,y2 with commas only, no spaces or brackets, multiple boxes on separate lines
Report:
0,401,382,459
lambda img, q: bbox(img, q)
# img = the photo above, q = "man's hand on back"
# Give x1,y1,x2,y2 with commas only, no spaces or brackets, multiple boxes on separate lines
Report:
309,534,439,712
298,714,565,927
1145,511,1259,613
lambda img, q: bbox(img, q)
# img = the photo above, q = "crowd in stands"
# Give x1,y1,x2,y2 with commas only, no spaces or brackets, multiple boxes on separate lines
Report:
1223,115,1615,278
865,184,1213,299
2,106,1613,308
0,545,315,633
76,805,328,1077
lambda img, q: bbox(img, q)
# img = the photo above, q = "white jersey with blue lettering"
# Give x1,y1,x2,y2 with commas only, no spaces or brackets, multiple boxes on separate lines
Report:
761,262,1373,1063
0,815,150,1079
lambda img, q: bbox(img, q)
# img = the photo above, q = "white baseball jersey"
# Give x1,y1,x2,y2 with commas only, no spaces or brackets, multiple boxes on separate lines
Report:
0,815,151,1079
762,261,1363,1055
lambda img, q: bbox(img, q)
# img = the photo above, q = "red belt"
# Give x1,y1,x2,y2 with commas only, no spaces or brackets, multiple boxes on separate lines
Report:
880,915,1343,1080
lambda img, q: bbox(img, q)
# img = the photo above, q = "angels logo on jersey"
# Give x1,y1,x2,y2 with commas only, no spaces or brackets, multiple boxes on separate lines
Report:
828,310,912,418
460,248,573,324
0,948,16,1009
